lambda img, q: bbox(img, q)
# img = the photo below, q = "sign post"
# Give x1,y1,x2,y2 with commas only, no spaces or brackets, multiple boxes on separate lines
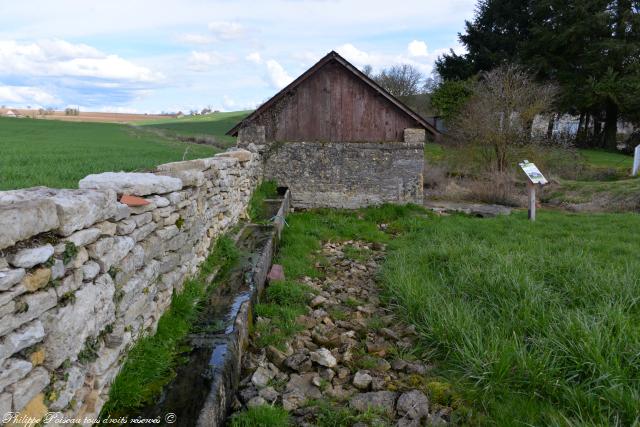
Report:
519,160,548,222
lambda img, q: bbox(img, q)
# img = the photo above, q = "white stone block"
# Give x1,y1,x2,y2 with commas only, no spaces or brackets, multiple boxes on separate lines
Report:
0,199,59,250
79,172,183,196
0,358,32,393
65,228,101,247
0,269,25,291
7,245,54,269
11,367,50,411
0,320,45,364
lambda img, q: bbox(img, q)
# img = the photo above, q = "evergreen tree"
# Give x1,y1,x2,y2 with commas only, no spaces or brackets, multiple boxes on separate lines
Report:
437,0,640,148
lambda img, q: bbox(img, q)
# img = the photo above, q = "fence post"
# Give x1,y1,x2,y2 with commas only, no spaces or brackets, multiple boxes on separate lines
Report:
633,145,640,177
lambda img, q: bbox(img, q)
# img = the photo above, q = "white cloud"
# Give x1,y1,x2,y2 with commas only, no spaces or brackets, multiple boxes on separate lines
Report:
208,21,246,40
222,95,237,110
246,52,262,64
0,86,59,105
265,59,293,89
336,44,373,66
336,43,445,75
188,51,235,71
408,40,428,57
176,33,216,45
0,40,162,83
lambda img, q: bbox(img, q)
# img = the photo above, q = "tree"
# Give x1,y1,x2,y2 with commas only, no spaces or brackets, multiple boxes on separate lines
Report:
527,0,640,148
436,0,534,80
430,80,474,119
373,64,424,97
449,65,557,172
436,0,640,149
361,64,373,77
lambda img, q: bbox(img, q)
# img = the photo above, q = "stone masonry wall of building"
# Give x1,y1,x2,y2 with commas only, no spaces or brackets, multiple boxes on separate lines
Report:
0,150,261,422
239,127,425,209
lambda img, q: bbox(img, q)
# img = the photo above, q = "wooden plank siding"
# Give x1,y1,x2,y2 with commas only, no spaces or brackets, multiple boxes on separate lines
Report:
255,61,420,143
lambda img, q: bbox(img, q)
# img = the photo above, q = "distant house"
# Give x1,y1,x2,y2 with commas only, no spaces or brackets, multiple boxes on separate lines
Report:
3,110,17,118
227,50,439,209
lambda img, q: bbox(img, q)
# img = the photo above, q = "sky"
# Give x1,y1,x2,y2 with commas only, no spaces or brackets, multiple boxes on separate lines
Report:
0,0,476,114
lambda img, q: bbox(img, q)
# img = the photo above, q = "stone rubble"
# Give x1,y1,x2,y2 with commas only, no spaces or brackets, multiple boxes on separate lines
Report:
233,241,452,426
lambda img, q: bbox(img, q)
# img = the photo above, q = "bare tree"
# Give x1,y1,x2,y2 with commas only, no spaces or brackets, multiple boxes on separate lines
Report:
374,64,423,97
361,64,373,77
450,65,557,172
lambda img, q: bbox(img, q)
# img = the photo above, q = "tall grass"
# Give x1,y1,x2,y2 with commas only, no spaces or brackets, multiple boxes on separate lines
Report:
248,180,279,222
381,210,640,425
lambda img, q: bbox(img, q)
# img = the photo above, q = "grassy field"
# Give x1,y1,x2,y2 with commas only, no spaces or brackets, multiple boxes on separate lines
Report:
137,110,250,146
264,206,640,425
579,148,634,170
0,116,219,190
383,210,640,425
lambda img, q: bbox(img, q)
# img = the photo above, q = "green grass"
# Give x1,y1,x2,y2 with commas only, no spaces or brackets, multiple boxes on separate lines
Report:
139,110,250,145
268,205,640,425
311,400,389,427
543,176,640,209
254,280,310,349
424,142,446,163
579,148,634,170
101,235,239,416
248,180,279,222
0,116,217,190
381,210,640,425
229,405,290,427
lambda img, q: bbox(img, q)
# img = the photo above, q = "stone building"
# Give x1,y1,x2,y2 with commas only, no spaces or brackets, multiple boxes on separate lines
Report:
227,51,439,208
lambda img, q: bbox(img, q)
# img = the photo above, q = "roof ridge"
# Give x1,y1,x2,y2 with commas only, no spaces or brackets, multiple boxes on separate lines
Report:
226,50,439,137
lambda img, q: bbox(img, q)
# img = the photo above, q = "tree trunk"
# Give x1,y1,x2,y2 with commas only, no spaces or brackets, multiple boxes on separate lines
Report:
584,113,591,138
577,112,585,133
594,118,602,147
524,118,534,143
546,113,556,140
582,113,592,147
603,100,619,150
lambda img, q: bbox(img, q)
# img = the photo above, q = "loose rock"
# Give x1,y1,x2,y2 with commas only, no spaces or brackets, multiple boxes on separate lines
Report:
310,348,337,368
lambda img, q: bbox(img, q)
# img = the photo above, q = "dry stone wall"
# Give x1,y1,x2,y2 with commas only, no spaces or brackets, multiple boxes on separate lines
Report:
0,150,261,423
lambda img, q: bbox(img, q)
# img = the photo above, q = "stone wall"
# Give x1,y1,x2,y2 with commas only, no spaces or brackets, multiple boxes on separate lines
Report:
0,150,261,423
240,126,425,209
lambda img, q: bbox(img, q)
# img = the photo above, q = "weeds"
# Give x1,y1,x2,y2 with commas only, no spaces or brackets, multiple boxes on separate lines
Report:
62,242,78,265
248,180,279,222
229,404,290,427
77,336,100,364
254,281,310,350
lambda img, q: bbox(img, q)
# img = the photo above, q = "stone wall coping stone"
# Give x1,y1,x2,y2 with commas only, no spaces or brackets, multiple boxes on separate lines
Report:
215,149,252,162
79,172,183,196
0,199,59,250
156,157,219,172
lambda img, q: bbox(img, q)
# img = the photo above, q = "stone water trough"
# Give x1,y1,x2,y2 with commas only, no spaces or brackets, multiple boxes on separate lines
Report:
129,187,290,426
